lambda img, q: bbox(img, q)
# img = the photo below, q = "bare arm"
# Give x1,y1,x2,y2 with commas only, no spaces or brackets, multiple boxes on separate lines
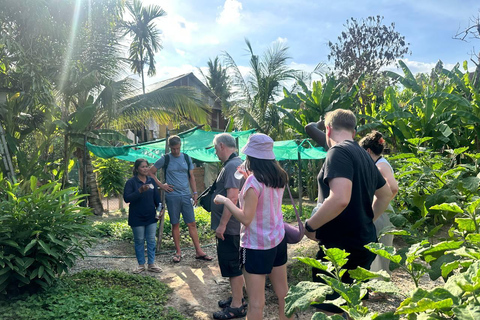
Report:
148,166,173,192
188,169,198,205
373,183,393,221
216,188,239,240
305,121,328,150
306,177,352,230
377,163,398,199
214,188,258,227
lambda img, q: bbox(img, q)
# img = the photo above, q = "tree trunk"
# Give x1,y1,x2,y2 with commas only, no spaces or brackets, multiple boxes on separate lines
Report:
61,134,69,188
81,150,104,216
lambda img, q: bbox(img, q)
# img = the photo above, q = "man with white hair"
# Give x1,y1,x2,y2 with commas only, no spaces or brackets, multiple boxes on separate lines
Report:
211,133,246,319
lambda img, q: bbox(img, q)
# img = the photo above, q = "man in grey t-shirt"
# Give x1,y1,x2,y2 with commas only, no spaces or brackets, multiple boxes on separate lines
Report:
149,135,212,263
211,133,246,319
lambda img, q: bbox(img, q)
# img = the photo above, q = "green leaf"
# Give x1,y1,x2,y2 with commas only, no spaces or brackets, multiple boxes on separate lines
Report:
349,267,390,282
455,218,476,233
365,243,402,264
23,239,38,255
323,246,350,269
422,241,464,256
465,233,480,244
429,203,463,214
452,304,480,319
396,288,456,314
284,281,333,317
466,198,480,215
0,240,20,249
37,240,52,255
38,265,44,278
295,257,330,272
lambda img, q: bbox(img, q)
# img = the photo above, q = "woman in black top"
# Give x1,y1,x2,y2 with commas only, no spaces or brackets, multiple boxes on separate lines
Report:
123,159,162,274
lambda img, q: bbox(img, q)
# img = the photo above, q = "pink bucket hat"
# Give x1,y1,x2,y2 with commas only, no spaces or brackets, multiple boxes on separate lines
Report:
241,133,275,160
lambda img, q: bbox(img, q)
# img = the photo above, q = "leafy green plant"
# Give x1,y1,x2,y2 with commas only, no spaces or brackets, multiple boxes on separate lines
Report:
0,176,94,295
89,206,215,248
94,157,131,198
0,269,187,320
285,246,398,319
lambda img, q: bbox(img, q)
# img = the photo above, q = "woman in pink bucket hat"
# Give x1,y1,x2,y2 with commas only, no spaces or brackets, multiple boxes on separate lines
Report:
214,133,292,320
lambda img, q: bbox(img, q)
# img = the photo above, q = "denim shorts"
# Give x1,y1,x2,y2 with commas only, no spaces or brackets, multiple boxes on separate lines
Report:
241,236,287,275
165,194,195,225
217,234,242,278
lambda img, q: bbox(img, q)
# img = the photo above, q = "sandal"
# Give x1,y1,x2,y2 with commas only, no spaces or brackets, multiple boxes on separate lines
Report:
172,254,182,263
195,254,213,261
213,305,247,319
132,265,145,274
147,264,162,273
218,297,247,309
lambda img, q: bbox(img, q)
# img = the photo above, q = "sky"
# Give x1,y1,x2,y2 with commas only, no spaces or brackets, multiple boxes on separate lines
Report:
137,0,480,86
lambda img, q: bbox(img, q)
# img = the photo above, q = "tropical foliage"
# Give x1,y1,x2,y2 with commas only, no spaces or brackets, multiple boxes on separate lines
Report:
223,39,298,138
121,0,166,94
0,176,93,295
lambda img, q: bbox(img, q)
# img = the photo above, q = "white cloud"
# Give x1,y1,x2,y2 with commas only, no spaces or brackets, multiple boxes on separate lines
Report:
276,37,288,44
217,0,243,25
175,48,186,56
382,59,461,75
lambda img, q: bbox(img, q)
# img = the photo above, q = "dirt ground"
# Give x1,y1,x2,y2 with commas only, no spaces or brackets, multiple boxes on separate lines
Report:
72,215,443,319
71,235,321,319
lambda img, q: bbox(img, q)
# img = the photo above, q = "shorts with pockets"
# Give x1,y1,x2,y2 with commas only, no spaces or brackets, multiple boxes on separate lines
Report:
217,234,242,277
165,194,195,225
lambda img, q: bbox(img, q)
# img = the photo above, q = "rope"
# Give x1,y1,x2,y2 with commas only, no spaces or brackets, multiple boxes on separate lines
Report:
85,242,216,259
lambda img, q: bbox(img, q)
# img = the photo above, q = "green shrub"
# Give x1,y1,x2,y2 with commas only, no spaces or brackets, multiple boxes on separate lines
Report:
0,176,94,295
89,206,215,249
282,204,314,222
0,269,187,320
90,219,133,240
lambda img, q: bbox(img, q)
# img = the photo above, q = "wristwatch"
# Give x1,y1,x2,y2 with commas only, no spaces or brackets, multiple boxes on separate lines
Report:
305,220,316,232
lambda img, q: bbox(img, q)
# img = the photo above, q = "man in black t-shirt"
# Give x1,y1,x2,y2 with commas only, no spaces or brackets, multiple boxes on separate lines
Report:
304,109,392,285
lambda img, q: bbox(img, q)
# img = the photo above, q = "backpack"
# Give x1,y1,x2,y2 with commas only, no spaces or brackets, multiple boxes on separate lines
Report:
162,153,191,177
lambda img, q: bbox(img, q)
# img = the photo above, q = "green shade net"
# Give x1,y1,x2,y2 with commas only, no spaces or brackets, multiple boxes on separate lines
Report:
87,128,327,163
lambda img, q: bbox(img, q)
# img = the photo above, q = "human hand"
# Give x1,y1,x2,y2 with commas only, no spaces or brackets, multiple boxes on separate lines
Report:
162,184,174,192
139,184,149,193
214,195,227,205
193,193,198,206
304,229,319,242
215,225,226,241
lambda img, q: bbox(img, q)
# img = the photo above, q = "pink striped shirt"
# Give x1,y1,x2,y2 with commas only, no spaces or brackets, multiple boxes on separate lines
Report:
239,175,285,250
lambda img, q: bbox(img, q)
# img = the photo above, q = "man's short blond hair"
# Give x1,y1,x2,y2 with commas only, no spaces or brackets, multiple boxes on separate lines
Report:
324,109,356,132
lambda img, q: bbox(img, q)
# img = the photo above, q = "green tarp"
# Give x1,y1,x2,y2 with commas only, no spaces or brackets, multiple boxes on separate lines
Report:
87,128,327,162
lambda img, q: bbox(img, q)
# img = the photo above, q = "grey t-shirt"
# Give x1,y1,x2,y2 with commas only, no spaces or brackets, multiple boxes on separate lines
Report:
154,153,193,196
211,155,243,235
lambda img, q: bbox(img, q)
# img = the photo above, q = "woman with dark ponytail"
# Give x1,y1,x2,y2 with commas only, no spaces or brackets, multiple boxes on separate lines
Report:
123,159,162,274
360,131,398,274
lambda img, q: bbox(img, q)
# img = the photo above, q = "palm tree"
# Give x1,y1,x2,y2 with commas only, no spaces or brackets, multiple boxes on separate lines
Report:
122,0,166,94
223,39,298,138
198,57,232,110
55,0,206,215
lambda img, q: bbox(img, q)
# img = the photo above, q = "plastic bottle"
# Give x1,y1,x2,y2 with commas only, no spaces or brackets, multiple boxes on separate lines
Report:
156,202,163,219
234,161,246,180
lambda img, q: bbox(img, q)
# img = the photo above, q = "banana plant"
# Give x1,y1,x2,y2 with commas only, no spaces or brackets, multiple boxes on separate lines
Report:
277,75,359,137
358,60,476,152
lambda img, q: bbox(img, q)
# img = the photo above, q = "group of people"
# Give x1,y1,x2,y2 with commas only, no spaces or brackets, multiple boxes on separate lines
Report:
122,108,398,320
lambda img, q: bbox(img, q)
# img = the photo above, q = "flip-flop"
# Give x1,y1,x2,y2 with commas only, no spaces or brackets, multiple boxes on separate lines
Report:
172,254,182,263
195,254,213,261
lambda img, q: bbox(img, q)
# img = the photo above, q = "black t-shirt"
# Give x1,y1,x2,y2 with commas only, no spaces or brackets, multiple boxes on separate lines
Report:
316,140,386,253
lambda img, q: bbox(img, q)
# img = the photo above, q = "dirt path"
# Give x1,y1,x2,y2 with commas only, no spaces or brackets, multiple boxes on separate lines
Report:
71,237,318,319
71,235,443,319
